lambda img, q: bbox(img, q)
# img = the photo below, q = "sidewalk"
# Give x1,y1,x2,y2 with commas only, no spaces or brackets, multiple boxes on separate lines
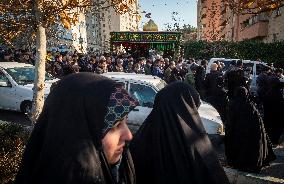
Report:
217,135,284,184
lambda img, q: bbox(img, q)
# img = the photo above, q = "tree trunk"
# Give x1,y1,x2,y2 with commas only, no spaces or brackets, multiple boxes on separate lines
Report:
30,1,46,123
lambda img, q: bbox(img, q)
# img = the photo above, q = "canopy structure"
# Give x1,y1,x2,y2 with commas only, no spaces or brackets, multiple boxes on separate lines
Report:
110,31,182,59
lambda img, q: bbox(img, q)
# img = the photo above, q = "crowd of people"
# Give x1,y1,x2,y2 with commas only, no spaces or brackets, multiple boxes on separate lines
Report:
14,73,230,184
1,48,284,182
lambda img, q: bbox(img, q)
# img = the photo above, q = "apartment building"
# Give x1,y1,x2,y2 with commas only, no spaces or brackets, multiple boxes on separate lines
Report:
197,0,284,43
47,10,88,53
49,2,140,53
197,0,224,41
86,1,140,53
235,6,284,42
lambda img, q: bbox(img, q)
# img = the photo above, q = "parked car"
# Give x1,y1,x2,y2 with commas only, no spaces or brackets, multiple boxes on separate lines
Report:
102,72,224,136
206,58,270,94
0,62,58,114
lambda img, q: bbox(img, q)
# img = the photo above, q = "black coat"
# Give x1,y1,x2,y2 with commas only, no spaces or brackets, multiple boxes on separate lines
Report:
204,72,228,125
225,68,248,98
263,76,284,144
195,65,206,91
15,73,136,184
204,70,223,96
226,87,275,173
130,82,229,184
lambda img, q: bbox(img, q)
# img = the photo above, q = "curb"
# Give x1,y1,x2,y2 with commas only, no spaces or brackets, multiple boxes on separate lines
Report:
274,146,284,157
224,167,284,184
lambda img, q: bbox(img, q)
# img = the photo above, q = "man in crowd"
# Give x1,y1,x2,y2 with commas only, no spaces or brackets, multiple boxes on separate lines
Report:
95,57,108,74
224,60,248,99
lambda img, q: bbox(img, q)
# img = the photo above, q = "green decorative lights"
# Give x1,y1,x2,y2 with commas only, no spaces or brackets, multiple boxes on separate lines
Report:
110,31,181,52
110,31,181,43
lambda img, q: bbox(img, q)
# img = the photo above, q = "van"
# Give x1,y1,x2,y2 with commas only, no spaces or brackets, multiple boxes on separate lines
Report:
206,58,270,94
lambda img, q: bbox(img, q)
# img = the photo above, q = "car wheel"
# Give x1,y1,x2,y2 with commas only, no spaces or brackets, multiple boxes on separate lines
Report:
20,101,32,115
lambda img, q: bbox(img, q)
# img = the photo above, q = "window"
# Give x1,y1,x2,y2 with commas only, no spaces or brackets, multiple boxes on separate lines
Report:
0,71,11,87
243,63,254,75
256,64,270,75
0,72,9,83
5,67,55,85
129,83,156,108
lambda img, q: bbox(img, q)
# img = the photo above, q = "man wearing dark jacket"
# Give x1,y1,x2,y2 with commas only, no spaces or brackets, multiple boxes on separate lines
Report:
195,59,207,100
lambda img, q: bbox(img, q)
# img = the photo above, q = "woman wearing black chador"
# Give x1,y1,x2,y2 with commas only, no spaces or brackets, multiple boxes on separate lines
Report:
226,86,276,173
130,82,229,184
15,73,138,184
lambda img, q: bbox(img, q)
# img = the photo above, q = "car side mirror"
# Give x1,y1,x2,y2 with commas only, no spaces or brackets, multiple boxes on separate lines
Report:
0,81,12,87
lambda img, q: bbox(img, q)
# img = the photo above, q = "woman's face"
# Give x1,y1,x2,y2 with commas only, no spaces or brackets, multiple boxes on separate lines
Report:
102,116,133,164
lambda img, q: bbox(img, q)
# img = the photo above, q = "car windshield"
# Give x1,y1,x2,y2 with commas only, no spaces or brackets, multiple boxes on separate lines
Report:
129,83,156,108
5,66,55,85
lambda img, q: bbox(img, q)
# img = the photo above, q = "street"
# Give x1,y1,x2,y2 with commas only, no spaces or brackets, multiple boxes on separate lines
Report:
0,109,31,126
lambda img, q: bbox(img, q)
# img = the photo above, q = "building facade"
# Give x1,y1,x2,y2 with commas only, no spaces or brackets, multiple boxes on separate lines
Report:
49,2,140,53
86,1,140,53
197,0,284,43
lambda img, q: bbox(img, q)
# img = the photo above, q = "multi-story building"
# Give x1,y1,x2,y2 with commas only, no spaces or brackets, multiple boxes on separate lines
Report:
197,0,224,41
197,0,284,43
49,2,140,53
86,1,140,53
235,6,284,42
47,10,88,53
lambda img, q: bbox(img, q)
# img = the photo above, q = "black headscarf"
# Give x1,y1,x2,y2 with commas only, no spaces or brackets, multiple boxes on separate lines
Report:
15,73,137,184
130,82,229,184
226,86,275,173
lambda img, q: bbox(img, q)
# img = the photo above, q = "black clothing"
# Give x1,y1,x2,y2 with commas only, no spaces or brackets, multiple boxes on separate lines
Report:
204,70,223,96
195,65,206,99
256,73,269,101
15,73,136,184
204,72,228,125
130,82,229,184
179,68,188,81
263,76,284,144
62,63,76,76
206,87,228,127
226,87,275,173
225,68,248,98
53,61,64,78
78,59,90,72
169,67,182,83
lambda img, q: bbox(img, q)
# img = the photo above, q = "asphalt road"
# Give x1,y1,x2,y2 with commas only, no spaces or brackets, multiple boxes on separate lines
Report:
0,109,32,126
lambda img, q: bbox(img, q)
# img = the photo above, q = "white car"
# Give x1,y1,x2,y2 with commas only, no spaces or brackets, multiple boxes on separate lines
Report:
0,62,58,113
206,58,270,94
102,72,224,135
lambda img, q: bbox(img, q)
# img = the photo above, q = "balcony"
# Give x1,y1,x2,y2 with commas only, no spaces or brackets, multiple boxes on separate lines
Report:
240,21,268,40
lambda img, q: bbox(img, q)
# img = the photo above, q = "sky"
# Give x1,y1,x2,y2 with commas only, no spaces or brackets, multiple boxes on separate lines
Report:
138,0,197,31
